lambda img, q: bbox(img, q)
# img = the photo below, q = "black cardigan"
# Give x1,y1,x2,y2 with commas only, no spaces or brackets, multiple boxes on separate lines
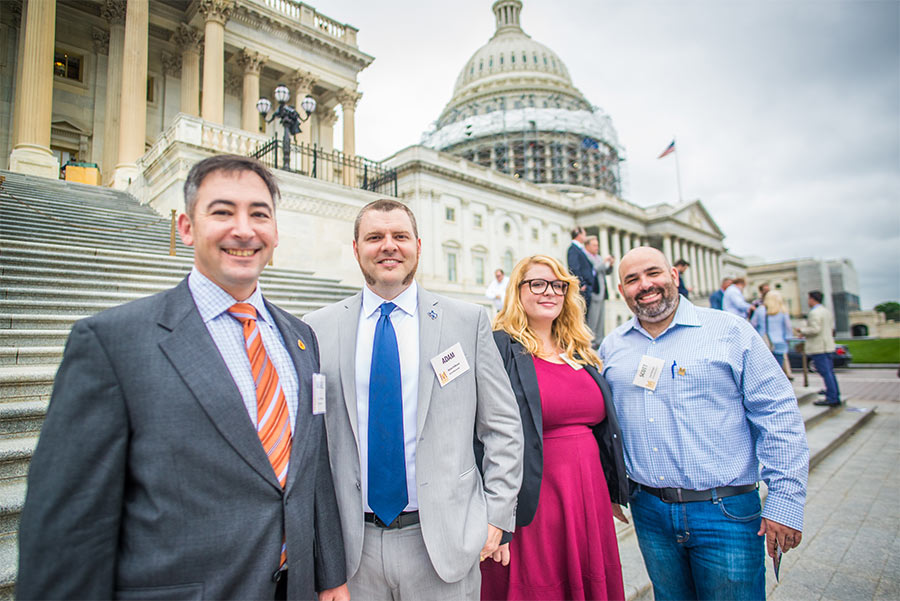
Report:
476,330,630,529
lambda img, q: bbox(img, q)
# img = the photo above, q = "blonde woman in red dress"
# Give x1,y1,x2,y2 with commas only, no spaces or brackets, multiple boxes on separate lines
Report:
479,255,629,601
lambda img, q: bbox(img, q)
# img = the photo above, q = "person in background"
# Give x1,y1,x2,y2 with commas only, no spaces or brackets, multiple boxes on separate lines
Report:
584,235,614,347
674,258,691,298
709,277,732,310
481,255,629,601
566,227,597,315
485,268,510,313
796,291,841,407
723,277,753,318
751,289,794,380
753,283,771,310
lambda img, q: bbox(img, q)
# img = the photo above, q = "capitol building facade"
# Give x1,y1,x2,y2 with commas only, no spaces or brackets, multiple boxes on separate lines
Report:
2,0,746,332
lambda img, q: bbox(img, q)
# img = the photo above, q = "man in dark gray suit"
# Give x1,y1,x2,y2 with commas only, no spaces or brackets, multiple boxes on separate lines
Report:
17,155,348,600
566,226,597,314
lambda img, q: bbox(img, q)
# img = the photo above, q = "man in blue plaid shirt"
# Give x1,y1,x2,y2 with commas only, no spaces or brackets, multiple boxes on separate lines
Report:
600,247,808,601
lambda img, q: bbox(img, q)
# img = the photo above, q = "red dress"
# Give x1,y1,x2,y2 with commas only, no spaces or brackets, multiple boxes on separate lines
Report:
481,357,624,601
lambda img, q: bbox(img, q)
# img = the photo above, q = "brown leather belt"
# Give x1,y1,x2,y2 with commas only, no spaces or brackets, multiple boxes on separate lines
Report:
635,481,758,504
364,510,420,529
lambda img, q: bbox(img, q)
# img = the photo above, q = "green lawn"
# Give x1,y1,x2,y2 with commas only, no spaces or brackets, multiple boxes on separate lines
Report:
836,338,900,364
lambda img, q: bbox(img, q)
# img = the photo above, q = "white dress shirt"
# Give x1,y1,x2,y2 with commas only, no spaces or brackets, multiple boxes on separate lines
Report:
355,281,420,512
484,276,509,311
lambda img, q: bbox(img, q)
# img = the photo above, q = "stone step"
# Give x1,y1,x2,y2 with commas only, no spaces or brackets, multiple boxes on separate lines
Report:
0,480,27,536
0,401,48,435
1,188,163,218
0,348,63,367
1,201,172,233
0,366,56,402
0,532,16,594
0,222,183,254
0,477,27,540
0,331,69,348
0,238,337,283
0,435,39,481
0,262,351,291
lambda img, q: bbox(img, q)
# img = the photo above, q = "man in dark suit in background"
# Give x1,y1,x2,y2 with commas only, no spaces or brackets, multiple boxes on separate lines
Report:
566,226,597,314
17,155,347,600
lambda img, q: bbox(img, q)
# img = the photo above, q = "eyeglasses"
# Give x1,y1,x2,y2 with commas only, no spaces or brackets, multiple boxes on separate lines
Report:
520,278,569,296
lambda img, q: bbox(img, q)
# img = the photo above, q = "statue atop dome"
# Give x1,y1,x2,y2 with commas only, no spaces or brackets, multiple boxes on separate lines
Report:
421,0,624,196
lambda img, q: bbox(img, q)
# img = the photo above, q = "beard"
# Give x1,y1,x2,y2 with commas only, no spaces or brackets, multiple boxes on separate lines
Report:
360,254,419,289
627,281,679,323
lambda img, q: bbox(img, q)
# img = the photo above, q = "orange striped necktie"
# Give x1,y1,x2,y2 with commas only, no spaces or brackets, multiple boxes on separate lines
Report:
228,303,293,487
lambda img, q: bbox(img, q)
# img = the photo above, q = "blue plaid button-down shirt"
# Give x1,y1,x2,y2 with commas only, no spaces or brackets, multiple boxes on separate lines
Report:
599,297,809,531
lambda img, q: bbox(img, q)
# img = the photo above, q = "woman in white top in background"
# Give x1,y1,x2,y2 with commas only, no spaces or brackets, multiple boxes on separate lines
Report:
751,289,794,379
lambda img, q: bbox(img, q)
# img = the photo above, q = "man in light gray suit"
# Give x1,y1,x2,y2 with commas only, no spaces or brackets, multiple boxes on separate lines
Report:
304,199,523,600
584,235,614,348
17,156,347,600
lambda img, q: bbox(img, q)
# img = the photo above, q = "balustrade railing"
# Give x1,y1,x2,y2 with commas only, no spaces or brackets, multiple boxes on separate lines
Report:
251,138,398,197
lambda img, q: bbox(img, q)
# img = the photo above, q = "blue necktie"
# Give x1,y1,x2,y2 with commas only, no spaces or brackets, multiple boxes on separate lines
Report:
368,302,407,525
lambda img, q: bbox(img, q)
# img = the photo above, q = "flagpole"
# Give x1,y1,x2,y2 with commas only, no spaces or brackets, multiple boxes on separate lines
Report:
673,136,683,202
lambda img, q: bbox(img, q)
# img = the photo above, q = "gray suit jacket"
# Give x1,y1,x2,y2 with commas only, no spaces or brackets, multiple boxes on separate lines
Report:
17,278,346,600
304,287,523,584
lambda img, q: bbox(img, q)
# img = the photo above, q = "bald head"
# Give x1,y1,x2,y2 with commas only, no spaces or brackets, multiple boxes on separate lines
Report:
618,247,672,281
618,246,681,328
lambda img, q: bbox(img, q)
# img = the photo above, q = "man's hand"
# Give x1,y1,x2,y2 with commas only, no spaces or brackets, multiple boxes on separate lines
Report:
490,542,511,566
758,518,802,558
611,504,629,524
480,524,503,561
318,583,350,601
603,255,614,266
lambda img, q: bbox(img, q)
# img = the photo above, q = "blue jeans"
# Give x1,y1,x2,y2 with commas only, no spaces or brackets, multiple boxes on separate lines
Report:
630,487,765,601
810,353,840,404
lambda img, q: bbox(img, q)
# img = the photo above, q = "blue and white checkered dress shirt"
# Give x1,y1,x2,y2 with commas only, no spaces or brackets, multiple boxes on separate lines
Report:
599,297,809,531
187,268,299,432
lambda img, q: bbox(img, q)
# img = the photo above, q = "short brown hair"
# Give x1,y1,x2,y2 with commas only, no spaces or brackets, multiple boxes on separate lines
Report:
354,199,418,241
183,155,280,216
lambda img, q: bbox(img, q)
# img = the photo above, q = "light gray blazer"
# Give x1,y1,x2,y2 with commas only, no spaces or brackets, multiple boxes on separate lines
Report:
304,287,523,584
17,278,346,600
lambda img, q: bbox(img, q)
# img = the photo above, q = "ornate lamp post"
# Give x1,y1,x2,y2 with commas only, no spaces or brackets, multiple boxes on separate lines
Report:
257,83,316,171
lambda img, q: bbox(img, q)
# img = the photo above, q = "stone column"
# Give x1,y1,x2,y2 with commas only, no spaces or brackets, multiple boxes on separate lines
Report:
318,107,337,152
713,251,722,290
689,243,700,295
90,28,110,165
289,70,316,146
99,0,126,183
663,234,673,262
111,0,148,189
9,0,26,150
703,247,714,295
8,0,59,177
598,226,610,258
610,228,622,299
173,23,202,117
337,89,361,185
199,0,232,125
237,49,266,132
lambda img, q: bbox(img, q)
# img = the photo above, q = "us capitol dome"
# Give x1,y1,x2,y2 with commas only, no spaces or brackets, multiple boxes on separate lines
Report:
421,0,624,196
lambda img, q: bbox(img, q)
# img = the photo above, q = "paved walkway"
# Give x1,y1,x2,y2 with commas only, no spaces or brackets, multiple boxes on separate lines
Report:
768,396,899,599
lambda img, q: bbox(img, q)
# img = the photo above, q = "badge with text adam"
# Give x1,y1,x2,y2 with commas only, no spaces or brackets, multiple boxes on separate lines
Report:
430,342,470,387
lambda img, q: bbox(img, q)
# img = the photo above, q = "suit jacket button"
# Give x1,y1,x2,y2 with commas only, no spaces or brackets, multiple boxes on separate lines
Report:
356,481,361,490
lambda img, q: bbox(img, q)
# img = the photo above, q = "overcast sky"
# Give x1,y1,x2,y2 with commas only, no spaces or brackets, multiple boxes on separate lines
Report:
314,0,899,310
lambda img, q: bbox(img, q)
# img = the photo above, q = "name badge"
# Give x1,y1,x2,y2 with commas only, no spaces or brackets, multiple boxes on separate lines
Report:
430,342,470,387
558,353,584,370
633,355,665,391
312,373,326,414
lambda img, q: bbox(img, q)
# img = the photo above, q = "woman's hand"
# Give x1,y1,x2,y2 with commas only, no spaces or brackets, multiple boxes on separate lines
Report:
491,543,511,566
611,504,629,524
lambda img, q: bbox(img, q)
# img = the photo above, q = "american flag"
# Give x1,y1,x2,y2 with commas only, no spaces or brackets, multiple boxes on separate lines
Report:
657,140,676,159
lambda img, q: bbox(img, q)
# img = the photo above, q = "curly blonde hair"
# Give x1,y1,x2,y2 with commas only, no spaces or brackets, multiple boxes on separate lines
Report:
493,255,601,368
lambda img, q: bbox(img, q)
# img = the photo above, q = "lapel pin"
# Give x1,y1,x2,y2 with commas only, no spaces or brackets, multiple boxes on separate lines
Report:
428,310,437,320
297,338,306,350
678,367,686,376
